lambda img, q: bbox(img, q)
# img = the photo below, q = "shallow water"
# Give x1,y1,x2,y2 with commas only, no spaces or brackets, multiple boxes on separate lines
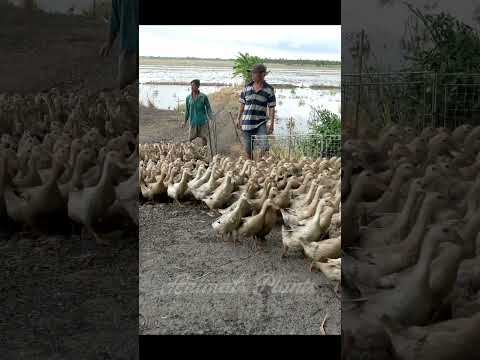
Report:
140,64,340,88
139,63,341,135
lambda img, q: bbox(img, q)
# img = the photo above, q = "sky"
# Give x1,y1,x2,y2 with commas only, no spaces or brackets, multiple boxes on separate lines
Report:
139,25,341,61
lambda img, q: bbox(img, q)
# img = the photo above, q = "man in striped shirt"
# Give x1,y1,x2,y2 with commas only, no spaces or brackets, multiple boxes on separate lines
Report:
236,64,276,159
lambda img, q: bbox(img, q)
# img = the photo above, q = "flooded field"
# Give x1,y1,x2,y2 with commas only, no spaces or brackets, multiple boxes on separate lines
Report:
139,62,341,135
140,64,340,88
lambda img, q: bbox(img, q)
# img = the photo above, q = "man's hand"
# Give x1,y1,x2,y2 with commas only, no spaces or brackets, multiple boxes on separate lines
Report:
100,41,112,57
181,121,186,128
236,117,241,129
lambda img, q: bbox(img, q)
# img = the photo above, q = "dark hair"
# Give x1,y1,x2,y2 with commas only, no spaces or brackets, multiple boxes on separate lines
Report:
191,79,200,87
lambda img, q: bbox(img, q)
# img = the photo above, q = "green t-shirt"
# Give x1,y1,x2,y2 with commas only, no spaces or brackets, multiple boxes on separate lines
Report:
110,0,139,51
185,92,212,127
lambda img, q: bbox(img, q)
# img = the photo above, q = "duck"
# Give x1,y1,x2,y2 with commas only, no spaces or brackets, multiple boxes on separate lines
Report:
203,171,234,210
281,201,335,257
59,148,97,201
300,236,341,270
312,258,341,282
68,151,128,254
361,225,463,326
238,199,279,243
281,184,330,223
167,168,192,205
4,147,67,232
212,192,250,245
382,312,480,360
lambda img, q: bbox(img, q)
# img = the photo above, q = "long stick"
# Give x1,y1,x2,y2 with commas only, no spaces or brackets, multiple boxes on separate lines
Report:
205,117,214,159
228,111,242,143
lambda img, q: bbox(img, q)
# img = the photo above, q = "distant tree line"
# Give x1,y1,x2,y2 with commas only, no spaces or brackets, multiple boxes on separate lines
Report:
141,56,340,66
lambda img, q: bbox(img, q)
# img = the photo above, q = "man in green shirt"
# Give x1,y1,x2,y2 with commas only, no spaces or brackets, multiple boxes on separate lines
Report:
100,0,139,89
182,79,213,147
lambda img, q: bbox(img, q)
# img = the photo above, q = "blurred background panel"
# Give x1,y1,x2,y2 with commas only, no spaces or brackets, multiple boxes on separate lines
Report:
342,1,480,359
0,1,138,358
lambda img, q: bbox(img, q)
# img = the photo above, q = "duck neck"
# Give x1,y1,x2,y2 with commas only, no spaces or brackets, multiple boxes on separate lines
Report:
71,157,86,187
46,161,65,187
389,169,406,193
416,232,438,289
98,160,114,188
259,202,270,216
344,179,364,213
460,212,480,253
404,199,433,250
392,188,423,233
239,161,249,177
320,208,334,228
0,156,6,191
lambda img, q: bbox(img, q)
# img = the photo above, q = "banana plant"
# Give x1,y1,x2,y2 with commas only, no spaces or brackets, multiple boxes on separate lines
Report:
232,52,263,84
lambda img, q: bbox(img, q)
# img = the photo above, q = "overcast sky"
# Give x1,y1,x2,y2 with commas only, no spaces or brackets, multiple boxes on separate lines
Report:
140,25,341,60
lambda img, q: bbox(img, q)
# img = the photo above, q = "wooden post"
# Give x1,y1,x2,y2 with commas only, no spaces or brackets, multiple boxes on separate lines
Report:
354,29,365,139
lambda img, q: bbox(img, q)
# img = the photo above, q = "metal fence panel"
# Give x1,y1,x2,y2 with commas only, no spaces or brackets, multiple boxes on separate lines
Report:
251,134,341,161
342,71,480,132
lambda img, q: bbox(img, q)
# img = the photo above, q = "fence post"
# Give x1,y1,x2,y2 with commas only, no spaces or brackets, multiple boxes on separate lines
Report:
354,29,365,139
432,72,438,127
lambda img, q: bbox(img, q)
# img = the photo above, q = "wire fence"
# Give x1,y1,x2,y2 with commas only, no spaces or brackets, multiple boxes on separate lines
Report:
342,71,480,134
251,134,341,161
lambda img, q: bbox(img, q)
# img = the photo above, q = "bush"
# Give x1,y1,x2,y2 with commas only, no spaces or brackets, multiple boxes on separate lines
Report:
308,106,341,136
296,107,341,158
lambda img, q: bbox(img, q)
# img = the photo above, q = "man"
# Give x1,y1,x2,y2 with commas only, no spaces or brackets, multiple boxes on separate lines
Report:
236,63,276,159
100,0,139,89
182,79,213,150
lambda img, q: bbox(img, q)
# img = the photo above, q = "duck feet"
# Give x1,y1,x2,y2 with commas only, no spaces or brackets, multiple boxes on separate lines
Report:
174,199,184,207
206,211,218,218
79,227,97,257
309,261,315,272
281,245,288,258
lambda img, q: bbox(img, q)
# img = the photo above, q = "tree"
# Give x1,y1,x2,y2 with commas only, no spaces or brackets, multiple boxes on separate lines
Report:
232,52,263,84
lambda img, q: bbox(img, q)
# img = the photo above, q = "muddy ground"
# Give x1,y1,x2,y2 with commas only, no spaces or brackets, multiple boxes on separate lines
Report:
1,5,138,359
139,200,340,335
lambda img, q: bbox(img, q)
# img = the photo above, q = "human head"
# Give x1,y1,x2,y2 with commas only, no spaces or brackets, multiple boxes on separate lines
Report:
190,79,200,92
250,63,267,82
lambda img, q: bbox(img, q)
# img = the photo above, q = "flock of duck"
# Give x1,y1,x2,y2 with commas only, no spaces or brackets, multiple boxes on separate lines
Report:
342,124,480,359
139,142,341,283
0,84,139,254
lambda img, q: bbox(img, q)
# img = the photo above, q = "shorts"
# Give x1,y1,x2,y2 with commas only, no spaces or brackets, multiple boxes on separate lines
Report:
242,122,269,155
189,123,209,142
118,49,138,89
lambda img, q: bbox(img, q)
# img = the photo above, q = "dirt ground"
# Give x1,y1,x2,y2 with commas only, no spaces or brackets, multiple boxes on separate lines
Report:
0,3,117,93
139,101,341,335
139,201,340,335
1,5,138,359
139,85,250,155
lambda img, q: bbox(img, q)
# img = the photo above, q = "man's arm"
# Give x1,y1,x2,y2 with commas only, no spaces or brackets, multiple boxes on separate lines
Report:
236,103,245,129
204,96,213,118
237,88,246,128
100,0,119,56
267,89,276,134
183,97,190,127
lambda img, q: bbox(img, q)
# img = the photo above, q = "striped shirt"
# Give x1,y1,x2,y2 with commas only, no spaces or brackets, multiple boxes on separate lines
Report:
239,81,276,131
